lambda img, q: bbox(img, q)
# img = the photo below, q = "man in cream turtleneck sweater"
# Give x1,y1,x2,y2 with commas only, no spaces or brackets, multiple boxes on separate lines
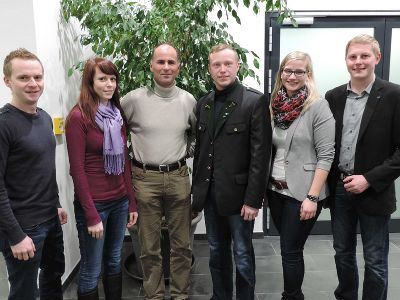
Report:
121,43,196,300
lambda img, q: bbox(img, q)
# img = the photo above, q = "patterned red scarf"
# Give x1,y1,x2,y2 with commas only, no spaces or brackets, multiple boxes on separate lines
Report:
272,86,307,129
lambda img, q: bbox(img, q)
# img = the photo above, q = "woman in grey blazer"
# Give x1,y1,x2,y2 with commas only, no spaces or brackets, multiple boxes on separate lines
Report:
267,51,335,300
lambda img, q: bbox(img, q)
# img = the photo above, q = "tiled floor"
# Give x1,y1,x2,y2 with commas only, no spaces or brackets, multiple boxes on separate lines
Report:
2,234,400,299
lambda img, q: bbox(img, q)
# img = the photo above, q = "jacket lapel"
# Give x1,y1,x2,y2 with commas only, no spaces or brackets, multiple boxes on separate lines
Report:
357,79,383,143
335,88,347,149
198,93,214,141
285,115,302,154
213,85,243,138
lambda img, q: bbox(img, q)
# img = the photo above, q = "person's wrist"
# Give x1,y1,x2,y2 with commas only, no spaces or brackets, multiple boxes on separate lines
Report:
306,194,319,203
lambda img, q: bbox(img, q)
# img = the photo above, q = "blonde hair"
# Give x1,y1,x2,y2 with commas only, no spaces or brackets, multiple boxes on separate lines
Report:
209,44,239,62
271,51,319,113
345,34,381,57
3,48,43,78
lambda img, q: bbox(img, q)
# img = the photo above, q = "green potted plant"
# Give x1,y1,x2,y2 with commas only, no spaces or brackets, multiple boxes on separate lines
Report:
61,0,294,99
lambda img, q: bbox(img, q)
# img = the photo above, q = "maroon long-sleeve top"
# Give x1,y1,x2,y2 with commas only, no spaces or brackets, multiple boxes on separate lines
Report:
66,108,136,226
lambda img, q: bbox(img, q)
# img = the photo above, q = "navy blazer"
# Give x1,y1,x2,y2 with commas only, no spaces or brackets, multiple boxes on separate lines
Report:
191,82,272,216
326,77,400,215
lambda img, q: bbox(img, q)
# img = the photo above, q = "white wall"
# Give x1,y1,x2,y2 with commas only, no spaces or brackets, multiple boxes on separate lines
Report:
32,0,85,282
0,0,36,105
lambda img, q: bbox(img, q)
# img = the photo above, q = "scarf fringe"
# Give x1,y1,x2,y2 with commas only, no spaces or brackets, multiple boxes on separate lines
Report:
104,154,125,175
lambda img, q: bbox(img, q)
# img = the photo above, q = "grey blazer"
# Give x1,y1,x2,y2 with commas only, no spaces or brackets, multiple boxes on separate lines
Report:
274,98,335,201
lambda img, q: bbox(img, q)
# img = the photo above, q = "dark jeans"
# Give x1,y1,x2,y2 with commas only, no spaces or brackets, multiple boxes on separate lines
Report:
75,196,128,293
204,183,256,300
0,216,65,300
268,191,322,300
330,181,389,300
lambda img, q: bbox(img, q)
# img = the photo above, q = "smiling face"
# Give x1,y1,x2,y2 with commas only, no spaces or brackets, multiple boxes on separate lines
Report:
346,42,381,84
92,67,117,104
208,48,240,91
4,58,44,111
280,59,309,97
150,44,180,88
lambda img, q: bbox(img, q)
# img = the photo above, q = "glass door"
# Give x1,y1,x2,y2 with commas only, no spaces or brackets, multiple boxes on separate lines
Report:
264,15,400,235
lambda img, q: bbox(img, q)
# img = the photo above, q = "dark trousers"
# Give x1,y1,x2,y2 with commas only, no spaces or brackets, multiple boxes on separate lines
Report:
268,190,322,300
204,183,256,300
330,181,389,300
0,216,65,300
75,196,128,294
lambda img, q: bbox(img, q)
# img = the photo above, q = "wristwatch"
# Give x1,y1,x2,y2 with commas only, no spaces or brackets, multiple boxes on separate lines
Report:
306,194,319,203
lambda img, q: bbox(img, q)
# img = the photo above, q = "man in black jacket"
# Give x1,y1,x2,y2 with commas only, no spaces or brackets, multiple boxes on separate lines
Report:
326,34,400,300
192,44,272,300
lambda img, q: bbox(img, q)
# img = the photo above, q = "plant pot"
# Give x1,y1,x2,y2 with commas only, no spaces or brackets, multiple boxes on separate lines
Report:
124,211,202,281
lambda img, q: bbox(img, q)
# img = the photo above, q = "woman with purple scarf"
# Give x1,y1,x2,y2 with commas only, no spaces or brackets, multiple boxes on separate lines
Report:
266,51,335,300
65,58,138,300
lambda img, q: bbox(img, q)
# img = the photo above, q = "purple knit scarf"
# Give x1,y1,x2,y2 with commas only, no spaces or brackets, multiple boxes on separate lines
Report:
95,102,125,175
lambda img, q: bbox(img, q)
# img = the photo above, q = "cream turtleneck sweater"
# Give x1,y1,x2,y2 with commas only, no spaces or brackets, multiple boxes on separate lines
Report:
121,81,196,165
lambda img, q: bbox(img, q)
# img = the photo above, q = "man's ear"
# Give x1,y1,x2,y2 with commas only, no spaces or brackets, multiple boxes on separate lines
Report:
4,76,11,88
375,53,382,65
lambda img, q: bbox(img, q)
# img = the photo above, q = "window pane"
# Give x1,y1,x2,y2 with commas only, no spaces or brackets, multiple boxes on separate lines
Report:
280,27,374,96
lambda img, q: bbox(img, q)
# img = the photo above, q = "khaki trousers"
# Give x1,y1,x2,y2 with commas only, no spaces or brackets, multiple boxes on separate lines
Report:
132,165,192,300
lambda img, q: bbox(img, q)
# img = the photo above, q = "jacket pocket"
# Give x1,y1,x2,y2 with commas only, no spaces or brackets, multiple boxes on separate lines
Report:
303,163,316,171
226,123,246,134
235,173,249,185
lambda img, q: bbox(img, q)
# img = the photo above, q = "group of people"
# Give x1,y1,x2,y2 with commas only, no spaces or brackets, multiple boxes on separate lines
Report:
0,33,399,300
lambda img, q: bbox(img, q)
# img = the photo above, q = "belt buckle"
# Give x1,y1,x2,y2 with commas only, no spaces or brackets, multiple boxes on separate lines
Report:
159,164,169,172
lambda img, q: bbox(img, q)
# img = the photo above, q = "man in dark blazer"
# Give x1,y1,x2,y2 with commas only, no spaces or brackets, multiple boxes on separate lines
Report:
191,44,271,300
326,34,400,300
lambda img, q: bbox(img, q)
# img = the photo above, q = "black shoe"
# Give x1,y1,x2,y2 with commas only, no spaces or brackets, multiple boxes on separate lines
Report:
77,287,99,300
102,272,122,300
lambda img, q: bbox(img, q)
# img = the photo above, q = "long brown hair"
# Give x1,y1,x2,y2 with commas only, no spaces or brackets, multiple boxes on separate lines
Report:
66,57,126,128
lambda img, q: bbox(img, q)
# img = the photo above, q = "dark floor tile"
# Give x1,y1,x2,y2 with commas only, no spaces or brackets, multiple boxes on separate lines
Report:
192,241,210,258
390,238,400,250
191,257,211,275
388,252,400,268
185,295,211,300
63,279,78,299
254,256,283,273
303,239,335,255
388,288,400,300
388,268,400,288
256,292,282,300
0,279,9,300
303,270,338,292
255,272,283,293
253,239,278,256
189,274,212,295
257,291,335,300
307,254,336,271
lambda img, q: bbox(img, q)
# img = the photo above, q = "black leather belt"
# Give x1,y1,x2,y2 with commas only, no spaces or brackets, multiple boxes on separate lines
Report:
270,178,288,190
132,159,186,172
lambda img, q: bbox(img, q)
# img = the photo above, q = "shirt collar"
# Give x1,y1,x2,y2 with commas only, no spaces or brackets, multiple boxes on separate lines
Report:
347,75,375,96
153,80,178,98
